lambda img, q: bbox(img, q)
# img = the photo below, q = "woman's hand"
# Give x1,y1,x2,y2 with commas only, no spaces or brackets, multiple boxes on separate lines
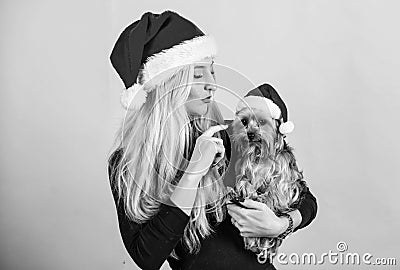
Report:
187,124,228,177
227,199,287,238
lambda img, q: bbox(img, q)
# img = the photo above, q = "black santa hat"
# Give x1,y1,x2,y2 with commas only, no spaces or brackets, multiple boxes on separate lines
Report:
236,83,295,135
110,11,217,109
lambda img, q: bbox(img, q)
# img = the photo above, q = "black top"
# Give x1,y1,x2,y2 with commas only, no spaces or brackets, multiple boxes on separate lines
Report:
108,125,318,270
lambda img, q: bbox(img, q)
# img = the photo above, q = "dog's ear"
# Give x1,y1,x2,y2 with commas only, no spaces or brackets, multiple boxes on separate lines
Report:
273,134,285,152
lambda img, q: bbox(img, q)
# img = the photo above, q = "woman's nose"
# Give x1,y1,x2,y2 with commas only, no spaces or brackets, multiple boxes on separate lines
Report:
203,69,216,92
204,83,217,92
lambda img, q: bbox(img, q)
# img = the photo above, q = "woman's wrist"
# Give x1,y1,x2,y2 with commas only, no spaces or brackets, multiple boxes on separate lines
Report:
186,158,211,177
276,216,290,236
277,213,294,240
186,163,202,176
275,210,302,237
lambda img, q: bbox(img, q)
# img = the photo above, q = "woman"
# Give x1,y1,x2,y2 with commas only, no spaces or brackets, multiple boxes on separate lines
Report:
108,11,317,270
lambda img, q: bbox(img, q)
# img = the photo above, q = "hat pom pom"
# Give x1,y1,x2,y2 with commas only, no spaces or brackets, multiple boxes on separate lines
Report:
279,121,294,134
120,84,147,110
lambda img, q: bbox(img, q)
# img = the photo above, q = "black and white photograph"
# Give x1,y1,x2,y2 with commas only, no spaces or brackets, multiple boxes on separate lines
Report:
1,1,399,269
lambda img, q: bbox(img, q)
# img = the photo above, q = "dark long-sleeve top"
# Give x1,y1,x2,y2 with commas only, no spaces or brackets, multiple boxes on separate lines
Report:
108,125,318,270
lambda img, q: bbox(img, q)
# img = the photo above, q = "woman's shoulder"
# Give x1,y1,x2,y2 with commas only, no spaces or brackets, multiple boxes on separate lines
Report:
107,148,124,200
108,147,124,169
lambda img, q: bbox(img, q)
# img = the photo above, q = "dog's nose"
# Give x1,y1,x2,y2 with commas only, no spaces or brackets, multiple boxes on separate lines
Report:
247,132,255,140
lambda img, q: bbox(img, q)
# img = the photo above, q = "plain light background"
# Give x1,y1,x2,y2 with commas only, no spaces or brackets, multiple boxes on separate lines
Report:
1,0,399,269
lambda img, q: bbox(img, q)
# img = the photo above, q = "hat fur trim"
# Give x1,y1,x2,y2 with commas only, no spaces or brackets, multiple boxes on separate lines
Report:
236,96,295,134
120,35,217,109
236,96,282,119
121,83,147,110
142,35,217,87
279,121,294,134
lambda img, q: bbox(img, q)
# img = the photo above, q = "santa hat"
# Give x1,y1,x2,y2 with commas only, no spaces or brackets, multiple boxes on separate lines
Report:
110,11,217,109
236,83,295,135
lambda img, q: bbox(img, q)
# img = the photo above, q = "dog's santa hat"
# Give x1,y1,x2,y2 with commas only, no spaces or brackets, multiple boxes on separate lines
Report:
236,83,295,135
110,10,217,110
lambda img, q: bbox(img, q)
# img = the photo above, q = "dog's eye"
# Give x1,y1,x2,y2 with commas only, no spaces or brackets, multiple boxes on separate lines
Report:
259,119,266,125
241,118,248,126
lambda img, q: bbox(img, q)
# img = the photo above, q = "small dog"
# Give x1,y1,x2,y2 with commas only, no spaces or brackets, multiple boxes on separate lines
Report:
226,106,307,263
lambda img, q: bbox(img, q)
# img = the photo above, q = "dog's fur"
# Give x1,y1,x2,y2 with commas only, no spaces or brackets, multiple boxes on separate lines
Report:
227,107,307,262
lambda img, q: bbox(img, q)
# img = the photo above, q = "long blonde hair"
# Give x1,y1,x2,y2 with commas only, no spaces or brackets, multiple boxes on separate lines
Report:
110,64,228,255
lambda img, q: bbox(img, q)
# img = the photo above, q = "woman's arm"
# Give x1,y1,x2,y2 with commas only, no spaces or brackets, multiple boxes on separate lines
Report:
170,124,228,215
108,125,227,269
272,185,318,236
109,150,190,270
292,185,318,232
227,185,318,237
113,198,189,270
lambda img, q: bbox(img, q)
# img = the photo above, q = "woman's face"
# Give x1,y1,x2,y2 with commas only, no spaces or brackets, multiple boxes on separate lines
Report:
185,58,216,116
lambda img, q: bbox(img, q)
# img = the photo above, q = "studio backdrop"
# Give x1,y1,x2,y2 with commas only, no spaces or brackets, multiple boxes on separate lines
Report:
1,0,399,269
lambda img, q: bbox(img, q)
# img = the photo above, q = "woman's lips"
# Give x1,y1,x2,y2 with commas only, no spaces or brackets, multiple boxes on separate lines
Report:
202,96,212,103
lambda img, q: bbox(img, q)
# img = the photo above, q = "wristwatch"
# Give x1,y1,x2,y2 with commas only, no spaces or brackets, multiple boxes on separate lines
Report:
277,213,293,240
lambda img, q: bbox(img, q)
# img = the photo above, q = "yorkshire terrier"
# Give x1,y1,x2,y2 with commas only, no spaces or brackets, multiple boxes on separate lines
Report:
226,105,307,263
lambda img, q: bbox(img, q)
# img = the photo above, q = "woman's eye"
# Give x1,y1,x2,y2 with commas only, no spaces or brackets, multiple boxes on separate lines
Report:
241,119,248,126
194,74,203,79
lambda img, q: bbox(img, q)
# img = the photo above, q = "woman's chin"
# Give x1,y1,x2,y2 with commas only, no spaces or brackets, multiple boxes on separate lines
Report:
188,104,209,116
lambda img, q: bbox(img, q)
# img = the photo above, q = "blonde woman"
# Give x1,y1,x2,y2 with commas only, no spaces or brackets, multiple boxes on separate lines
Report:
108,11,317,270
